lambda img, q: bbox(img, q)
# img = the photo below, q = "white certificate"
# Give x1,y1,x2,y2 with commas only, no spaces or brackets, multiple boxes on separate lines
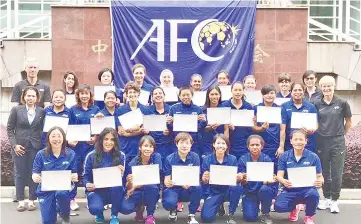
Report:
94,86,116,101
173,114,198,132
41,170,71,191
287,166,316,188
246,162,274,182
192,91,207,107
209,165,237,186
163,87,179,102
132,164,160,186
219,85,232,101
245,90,263,105
118,108,144,130
90,116,115,134
172,166,200,186
93,166,123,188
139,90,150,105
291,112,317,130
43,116,69,132
256,106,282,124
207,107,231,125
65,94,76,108
66,124,91,141
143,115,167,131
274,97,290,105
230,109,254,127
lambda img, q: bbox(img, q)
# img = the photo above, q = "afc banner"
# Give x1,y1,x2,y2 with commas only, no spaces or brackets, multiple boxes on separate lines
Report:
111,0,256,89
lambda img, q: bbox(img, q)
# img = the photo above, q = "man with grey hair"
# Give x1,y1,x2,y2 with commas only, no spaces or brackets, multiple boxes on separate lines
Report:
11,58,51,108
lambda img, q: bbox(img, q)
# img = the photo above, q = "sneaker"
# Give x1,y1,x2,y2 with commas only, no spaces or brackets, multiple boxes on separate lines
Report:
70,200,80,211
317,198,331,210
60,215,70,224
145,215,155,224
95,214,105,223
197,205,202,212
134,205,145,222
304,216,315,224
177,202,183,212
109,215,119,224
330,200,340,213
218,203,225,217
270,199,275,212
187,214,199,224
288,204,301,222
168,209,178,222
299,204,305,211
227,214,236,224
260,213,273,224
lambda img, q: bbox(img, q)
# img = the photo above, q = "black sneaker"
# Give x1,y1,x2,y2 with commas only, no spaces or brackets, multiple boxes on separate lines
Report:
168,209,177,222
218,203,225,217
227,213,236,224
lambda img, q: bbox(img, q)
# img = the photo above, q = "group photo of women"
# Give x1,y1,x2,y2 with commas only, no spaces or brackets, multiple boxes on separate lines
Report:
7,60,352,224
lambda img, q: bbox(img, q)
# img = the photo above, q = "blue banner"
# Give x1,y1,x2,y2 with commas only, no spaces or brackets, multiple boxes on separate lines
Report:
111,0,256,89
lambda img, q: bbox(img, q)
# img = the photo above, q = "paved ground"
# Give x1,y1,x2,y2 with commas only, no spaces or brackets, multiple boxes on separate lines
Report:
1,201,360,224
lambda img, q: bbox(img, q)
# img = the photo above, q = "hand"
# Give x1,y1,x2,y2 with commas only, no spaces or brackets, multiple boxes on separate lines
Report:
118,128,126,136
252,116,257,123
14,145,25,156
261,122,270,131
126,187,135,199
275,146,284,158
202,171,210,183
142,129,150,134
314,179,323,188
182,185,190,190
126,174,133,185
240,173,247,183
198,114,206,122
86,183,96,191
94,113,105,118
164,179,174,188
71,173,78,182
87,136,96,145
210,124,219,130
32,173,41,183
228,124,235,131
282,179,292,189
163,129,170,136
302,127,315,135
166,116,173,124
118,165,125,176
264,175,277,185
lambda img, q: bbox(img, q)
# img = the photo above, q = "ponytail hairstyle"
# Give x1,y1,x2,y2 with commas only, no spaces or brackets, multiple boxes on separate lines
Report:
93,128,121,168
137,135,156,165
231,81,246,101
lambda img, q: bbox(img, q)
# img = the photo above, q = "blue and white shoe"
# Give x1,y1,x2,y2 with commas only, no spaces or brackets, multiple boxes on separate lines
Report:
109,215,119,224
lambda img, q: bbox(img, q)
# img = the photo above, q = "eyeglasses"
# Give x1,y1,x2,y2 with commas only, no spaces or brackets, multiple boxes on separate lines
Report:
305,77,315,81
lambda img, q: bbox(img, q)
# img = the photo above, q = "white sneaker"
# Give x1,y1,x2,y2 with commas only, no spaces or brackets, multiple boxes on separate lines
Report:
330,200,340,213
317,198,331,210
70,200,80,211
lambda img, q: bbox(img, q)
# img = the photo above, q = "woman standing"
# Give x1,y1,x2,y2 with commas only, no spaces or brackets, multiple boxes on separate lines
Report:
83,128,125,224
302,70,322,103
63,71,79,95
7,86,45,212
95,90,119,129
32,127,78,224
243,75,257,91
201,86,224,157
221,82,253,160
132,63,153,92
216,70,231,86
314,76,352,213
276,73,292,98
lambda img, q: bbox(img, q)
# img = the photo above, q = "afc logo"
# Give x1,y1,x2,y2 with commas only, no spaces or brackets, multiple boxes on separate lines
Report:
131,19,239,62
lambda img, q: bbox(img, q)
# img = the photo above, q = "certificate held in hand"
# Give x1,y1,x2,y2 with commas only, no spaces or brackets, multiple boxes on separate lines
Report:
90,116,115,134
256,106,282,124
139,90,151,105
207,107,231,125
244,90,263,105
209,165,237,186
43,116,69,132
65,94,77,108
163,87,179,102
118,108,144,130
132,164,160,186
173,114,198,132
218,85,232,101
94,86,116,101
192,91,207,107
246,162,274,182
231,109,254,127
287,166,316,188
93,166,123,188
41,170,72,191
172,166,200,186
291,112,317,130
66,124,91,141
143,115,167,132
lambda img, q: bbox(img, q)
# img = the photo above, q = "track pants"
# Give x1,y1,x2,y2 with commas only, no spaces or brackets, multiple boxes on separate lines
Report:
162,186,202,214
38,190,71,224
87,186,125,217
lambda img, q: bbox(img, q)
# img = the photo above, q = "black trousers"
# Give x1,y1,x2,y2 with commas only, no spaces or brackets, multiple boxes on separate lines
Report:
316,135,346,200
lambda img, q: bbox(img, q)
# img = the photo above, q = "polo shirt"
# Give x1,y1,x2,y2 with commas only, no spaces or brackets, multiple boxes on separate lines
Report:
304,88,323,103
278,149,322,192
276,92,291,98
42,106,70,147
313,96,352,136
201,106,225,156
125,152,162,178
163,151,200,177
11,79,51,108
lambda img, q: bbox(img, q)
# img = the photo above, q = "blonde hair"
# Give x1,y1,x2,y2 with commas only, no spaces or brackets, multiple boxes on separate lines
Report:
132,63,146,74
319,75,335,87
24,58,39,70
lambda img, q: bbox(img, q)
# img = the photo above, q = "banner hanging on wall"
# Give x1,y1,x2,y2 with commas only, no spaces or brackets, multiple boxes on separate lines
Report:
111,0,256,89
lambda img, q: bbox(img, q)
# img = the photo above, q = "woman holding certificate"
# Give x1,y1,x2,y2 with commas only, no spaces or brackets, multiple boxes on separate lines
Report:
278,82,318,154
117,81,150,164
162,133,202,224
83,128,126,224
222,82,253,160
32,126,78,224
95,90,119,130
120,135,162,224
200,134,241,224
167,86,207,156
68,84,100,209
201,86,224,157
159,69,179,105
7,86,45,212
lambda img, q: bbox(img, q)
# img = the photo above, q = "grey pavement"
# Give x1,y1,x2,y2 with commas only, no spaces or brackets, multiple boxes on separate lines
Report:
1,201,360,224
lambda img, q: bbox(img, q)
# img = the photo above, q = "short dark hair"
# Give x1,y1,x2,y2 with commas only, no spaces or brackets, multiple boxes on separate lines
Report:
302,70,316,84
247,135,265,147
21,86,40,105
278,73,291,83
261,85,277,95
178,86,194,96
290,82,305,92
98,68,114,82
103,90,117,100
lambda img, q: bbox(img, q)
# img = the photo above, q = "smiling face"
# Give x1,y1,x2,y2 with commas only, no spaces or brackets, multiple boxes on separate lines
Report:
24,89,38,106
139,139,155,157
208,89,221,106
104,92,117,108
304,74,317,88
126,88,140,103
320,83,335,97
263,90,276,104
217,72,229,86
291,131,307,151
177,138,192,155
244,78,256,91
213,137,228,156
279,80,291,92
160,71,173,87
248,137,263,157
179,89,193,105
190,76,202,91
64,74,75,89
100,71,113,85
291,84,304,101
79,89,91,104
231,83,244,100
49,129,64,149
133,67,145,84
52,91,66,107
152,88,165,103
102,132,115,152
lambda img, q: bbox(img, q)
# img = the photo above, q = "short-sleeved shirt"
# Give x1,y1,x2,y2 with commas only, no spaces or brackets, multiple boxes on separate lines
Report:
125,153,162,178
163,151,200,180
313,96,352,136
11,79,51,108
278,149,322,192
281,100,318,152
276,92,291,98
304,88,323,103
